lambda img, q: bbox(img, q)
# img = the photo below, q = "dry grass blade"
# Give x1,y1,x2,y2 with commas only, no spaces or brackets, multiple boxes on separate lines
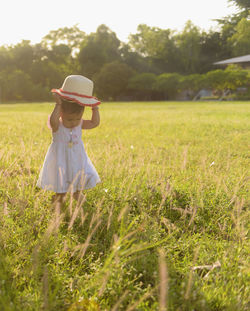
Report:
231,197,248,240
42,265,49,310
3,202,8,216
107,202,114,231
31,244,41,275
97,269,112,297
78,219,102,259
158,248,168,311
111,289,129,311
188,205,198,227
117,203,130,222
185,246,200,300
79,208,88,226
68,190,74,217
181,145,189,170
160,217,177,233
192,260,221,279
125,285,157,311
68,194,87,230
43,202,64,239
88,196,104,230
68,204,81,230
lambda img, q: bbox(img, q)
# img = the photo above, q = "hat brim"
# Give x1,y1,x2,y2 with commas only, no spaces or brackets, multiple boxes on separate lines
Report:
51,88,101,107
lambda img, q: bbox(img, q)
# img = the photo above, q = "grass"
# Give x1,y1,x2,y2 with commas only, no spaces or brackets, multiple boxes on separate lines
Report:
0,101,249,311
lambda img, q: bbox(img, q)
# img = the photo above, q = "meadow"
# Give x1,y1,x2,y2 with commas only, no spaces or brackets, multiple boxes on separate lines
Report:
0,101,249,311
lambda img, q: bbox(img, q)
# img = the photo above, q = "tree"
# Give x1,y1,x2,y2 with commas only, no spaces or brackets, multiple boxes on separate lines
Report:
0,46,12,71
128,24,179,73
78,25,121,79
41,25,85,53
94,61,135,100
176,21,203,74
229,18,250,56
119,43,153,73
229,0,250,10
10,40,34,73
47,44,71,64
200,31,230,71
215,0,249,51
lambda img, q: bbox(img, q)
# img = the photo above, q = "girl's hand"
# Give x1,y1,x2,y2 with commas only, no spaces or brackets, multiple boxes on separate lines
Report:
53,93,62,106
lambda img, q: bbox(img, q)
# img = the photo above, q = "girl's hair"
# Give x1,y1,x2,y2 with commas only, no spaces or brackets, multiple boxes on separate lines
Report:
61,99,85,114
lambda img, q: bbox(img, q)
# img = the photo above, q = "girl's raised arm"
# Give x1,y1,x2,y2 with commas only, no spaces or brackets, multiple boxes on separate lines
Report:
50,94,62,132
81,106,100,129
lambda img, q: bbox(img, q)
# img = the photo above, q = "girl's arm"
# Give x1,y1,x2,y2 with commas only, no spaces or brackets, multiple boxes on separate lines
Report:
82,106,100,129
50,94,62,132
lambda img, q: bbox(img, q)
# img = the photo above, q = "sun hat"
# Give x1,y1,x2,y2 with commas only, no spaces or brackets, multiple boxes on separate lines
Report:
51,75,101,107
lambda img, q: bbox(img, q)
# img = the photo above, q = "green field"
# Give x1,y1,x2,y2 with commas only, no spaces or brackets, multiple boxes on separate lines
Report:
0,101,249,311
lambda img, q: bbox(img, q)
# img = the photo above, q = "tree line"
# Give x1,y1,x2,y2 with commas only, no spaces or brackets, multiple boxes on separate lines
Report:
0,0,249,102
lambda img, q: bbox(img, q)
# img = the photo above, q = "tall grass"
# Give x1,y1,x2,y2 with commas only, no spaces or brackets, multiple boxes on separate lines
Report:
0,101,249,310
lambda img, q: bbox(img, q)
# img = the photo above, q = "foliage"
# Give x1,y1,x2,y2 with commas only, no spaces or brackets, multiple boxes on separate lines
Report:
175,21,202,74
229,0,250,9
180,74,204,92
153,73,182,99
120,43,154,74
229,18,250,56
128,24,180,73
78,25,121,79
0,13,249,102
41,25,85,52
203,66,249,92
93,61,135,100
128,73,158,100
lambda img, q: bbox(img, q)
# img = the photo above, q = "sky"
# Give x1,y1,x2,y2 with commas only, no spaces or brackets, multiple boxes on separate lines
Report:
0,0,239,46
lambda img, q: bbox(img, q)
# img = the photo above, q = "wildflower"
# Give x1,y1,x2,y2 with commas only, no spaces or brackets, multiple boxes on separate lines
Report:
104,188,108,193
130,145,134,150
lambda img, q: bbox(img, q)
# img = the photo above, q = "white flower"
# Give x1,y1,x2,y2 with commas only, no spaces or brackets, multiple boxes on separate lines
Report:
104,188,108,193
210,161,215,167
130,145,134,149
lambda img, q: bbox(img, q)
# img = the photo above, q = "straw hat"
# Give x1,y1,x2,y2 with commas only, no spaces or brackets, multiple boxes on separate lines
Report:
51,75,101,107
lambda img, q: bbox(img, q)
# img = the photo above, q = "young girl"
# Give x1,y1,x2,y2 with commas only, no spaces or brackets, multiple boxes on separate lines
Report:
36,75,101,204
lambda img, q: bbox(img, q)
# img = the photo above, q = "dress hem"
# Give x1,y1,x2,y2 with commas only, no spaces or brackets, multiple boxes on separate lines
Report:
36,180,101,193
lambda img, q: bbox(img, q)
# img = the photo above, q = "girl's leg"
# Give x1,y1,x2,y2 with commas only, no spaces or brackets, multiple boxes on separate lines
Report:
52,193,67,204
73,191,80,201
52,193,67,216
73,190,86,203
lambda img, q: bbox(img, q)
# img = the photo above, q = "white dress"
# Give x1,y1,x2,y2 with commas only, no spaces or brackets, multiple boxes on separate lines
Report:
36,117,101,193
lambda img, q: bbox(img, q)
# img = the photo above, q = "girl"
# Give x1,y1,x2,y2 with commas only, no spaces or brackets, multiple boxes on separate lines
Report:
36,75,101,205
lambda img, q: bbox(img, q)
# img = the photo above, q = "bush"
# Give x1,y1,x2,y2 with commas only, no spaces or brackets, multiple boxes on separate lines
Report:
128,73,158,100
0,70,49,101
153,73,182,100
